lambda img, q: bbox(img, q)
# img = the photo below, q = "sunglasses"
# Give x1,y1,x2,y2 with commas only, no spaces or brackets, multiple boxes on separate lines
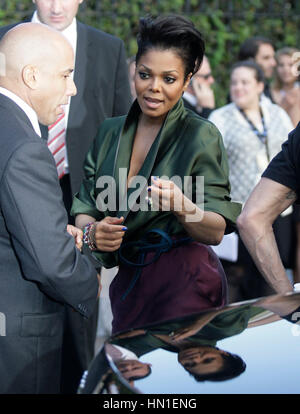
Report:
197,72,213,80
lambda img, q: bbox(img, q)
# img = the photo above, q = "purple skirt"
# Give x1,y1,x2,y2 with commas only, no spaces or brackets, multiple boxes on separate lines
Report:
109,241,228,335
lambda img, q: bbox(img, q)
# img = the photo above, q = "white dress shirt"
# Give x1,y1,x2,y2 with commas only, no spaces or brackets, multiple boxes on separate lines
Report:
0,87,41,137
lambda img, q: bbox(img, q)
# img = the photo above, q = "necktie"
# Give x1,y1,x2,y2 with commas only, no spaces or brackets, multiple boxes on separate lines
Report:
47,109,66,179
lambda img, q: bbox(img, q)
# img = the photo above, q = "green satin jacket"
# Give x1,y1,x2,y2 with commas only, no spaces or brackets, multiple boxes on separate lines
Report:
71,98,241,268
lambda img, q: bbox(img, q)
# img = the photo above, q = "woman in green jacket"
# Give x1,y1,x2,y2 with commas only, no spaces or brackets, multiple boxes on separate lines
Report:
71,15,241,334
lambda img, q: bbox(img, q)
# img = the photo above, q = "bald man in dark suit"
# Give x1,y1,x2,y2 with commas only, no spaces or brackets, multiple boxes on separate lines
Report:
0,0,131,393
0,22,99,394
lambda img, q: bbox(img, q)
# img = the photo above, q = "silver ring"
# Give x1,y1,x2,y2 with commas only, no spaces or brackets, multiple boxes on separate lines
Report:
145,195,153,207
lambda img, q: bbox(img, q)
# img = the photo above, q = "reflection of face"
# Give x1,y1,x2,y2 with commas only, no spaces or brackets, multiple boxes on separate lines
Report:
276,54,298,85
33,0,84,31
193,57,214,86
117,360,151,381
33,42,77,125
255,43,276,79
230,67,264,110
135,48,191,124
178,346,227,376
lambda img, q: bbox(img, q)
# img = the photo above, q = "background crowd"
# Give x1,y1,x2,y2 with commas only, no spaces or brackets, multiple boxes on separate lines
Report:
0,0,300,395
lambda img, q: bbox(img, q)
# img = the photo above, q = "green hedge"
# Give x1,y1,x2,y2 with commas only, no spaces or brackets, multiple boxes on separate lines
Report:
0,0,299,105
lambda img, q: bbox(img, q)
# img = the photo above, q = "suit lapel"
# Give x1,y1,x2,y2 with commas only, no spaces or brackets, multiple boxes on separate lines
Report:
113,104,138,219
67,21,89,139
40,124,48,141
114,99,186,221
0,93,38,132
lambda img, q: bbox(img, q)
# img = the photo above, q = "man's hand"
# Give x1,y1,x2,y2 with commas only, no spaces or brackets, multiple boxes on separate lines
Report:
67,224,83,251
192,77,215,109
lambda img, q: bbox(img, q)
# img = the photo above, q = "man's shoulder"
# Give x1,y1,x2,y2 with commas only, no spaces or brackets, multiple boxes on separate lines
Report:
286,123,300,152
0,96,42,145
0,22,20,38
77,21,124,46
262,123,300,190
0,113,46,181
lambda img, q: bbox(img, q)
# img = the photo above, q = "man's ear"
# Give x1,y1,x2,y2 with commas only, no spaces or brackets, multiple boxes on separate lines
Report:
22,65,39,90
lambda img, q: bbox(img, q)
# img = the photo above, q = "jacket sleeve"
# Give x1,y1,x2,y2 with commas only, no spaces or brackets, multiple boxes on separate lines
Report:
0,140,99,318
191,120,242,233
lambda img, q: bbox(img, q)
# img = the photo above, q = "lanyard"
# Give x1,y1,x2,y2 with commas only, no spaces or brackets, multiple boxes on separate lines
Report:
239,107,270,160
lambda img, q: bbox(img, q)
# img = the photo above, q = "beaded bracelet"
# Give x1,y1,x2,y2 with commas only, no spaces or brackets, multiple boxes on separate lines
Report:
83,222,97,251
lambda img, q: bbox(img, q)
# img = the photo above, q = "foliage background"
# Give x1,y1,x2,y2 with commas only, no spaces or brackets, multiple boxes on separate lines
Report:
0,0,299,105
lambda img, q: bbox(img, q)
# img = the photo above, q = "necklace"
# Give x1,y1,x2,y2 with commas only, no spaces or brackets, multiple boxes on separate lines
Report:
239,106,270,161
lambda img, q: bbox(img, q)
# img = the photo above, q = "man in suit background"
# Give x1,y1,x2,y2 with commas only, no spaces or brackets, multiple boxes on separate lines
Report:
0,22,99,394
0,0,132,393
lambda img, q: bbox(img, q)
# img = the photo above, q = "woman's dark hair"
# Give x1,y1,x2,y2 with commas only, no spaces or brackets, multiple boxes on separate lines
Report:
230,59,265,84
126,365,152,382
187,352,246,382
136,15,205,80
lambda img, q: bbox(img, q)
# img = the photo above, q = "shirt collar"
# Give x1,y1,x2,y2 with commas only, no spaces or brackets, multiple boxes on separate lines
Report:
0,87,41,137
183,91,198,107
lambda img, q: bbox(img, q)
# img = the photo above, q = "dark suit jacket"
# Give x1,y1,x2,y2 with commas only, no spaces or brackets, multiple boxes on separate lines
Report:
0,94,98,393
64,21,131,195
0,20,132,196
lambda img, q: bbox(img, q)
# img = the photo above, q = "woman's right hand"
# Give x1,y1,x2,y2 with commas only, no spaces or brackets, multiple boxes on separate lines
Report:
94,216,127,252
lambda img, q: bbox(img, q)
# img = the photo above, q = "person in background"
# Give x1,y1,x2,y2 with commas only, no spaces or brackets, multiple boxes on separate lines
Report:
209,60,294,302
271,47,300,127
182,54,215,118
238,36,276,101
0,0,131,394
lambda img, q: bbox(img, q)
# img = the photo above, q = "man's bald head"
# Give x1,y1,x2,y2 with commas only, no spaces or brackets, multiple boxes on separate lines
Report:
0,23,76,125
0,23,72,80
